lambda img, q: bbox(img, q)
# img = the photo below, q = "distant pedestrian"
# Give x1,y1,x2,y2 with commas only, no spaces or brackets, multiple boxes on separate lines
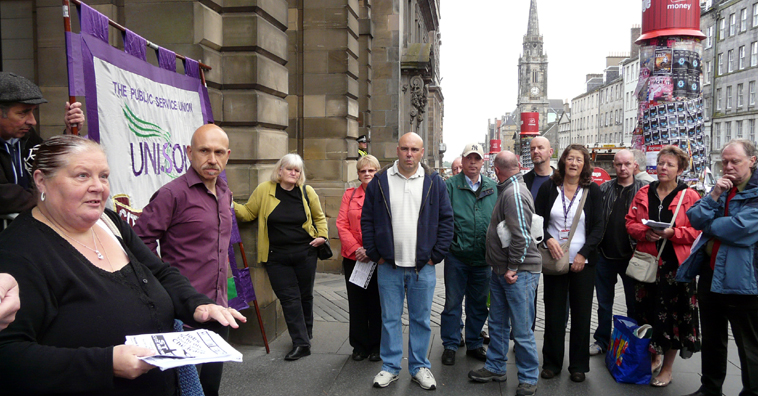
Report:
336,155,381,362
362,132,453,390
678,139,758,396
523,136,554,198
449,156,462,181
590,149,644,356
535,144,603,383
625,145,701,388
357,135,369,157
440,143,497,366
468,151,540,396
631,149,655,184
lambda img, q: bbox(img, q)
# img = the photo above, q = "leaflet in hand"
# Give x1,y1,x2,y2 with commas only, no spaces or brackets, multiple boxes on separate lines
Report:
642,219,671,230
349,260,377,289
125,329,242,370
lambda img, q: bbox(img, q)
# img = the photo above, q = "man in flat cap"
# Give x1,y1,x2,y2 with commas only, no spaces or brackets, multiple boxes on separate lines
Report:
0,72,84,217
357,135,369,157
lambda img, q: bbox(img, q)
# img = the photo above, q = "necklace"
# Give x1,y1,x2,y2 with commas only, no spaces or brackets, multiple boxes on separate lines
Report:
38,209,104,260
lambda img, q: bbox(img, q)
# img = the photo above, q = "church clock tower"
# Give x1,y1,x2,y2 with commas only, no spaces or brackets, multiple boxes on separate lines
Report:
518,0,548,133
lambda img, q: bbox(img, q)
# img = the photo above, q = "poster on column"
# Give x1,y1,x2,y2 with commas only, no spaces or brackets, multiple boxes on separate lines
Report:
72,33,212,214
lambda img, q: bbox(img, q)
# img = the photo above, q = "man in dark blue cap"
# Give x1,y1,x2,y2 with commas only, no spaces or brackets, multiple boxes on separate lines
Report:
0,72,84,216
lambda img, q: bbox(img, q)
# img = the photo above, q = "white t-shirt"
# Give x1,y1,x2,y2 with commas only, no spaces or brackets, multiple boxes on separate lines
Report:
546,186,587,264
387,161,425,268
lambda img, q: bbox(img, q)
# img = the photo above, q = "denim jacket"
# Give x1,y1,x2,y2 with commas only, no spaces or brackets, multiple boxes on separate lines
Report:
677,170,758,295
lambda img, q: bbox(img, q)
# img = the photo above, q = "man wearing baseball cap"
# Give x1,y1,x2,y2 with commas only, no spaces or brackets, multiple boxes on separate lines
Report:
440,143,497,365
0,72,84,217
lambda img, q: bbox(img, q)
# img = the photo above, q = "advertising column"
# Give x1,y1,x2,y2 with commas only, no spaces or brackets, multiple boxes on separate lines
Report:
520,112,540,170
633,0,706,185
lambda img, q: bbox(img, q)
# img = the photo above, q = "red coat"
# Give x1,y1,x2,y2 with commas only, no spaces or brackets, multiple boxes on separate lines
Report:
625,185,701,265
336,186,366,260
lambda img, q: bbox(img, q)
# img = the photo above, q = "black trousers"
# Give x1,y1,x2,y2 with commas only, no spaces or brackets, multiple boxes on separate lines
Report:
198,323,229,396
697,267,758,396
542,265,596,374
342,258,382,354
265,246,317,347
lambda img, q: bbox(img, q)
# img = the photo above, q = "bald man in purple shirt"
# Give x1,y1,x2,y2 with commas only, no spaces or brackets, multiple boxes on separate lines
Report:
134,124,233,396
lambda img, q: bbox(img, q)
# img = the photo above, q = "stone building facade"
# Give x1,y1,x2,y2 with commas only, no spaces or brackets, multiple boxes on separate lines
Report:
701,0,758,175
2,0,444,346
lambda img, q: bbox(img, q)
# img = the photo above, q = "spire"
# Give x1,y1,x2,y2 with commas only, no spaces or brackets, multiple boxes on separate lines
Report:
527,0,540,37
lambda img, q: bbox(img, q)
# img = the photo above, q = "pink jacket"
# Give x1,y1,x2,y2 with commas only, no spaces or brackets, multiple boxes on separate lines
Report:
336,186,366,260
625,185,701,265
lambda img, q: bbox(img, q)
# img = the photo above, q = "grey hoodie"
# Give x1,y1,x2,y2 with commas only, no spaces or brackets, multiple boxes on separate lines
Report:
485,173,542,275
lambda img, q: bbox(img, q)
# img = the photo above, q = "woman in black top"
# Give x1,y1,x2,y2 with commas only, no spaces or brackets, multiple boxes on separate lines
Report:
534,144,604,383
234,153,329,361
0,135,244,395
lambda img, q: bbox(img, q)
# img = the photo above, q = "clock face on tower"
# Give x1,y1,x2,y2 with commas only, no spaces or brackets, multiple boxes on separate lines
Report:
530,86,540,96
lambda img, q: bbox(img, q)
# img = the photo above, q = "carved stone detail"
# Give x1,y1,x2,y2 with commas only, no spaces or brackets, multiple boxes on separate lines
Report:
409,75,428,130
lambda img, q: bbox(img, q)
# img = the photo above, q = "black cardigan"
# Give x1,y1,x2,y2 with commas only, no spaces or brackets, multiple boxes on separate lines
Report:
0,209,214,395
534,179,604,265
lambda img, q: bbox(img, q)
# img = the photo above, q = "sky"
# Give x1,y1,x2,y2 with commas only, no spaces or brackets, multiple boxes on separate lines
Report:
439,0,643,162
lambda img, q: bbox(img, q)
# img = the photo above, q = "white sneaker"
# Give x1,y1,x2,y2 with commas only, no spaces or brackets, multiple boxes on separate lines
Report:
589,342,605,356
412,367,437,390
373,370,398,388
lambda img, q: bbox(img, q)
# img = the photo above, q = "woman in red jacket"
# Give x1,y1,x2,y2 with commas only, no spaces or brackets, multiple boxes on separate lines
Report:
336,154,382,362
625,146,701,387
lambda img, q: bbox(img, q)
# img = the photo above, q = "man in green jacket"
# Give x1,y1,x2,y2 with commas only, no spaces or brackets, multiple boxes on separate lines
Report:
440,143,498,365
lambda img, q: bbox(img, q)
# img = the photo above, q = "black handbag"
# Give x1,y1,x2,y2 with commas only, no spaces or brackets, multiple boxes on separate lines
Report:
303,185,333,260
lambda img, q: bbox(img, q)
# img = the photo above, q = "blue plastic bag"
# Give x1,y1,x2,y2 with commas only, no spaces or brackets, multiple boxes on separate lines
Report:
605,315,652,385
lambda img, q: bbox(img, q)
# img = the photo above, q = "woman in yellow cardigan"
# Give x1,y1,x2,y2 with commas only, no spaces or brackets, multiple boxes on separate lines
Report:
234,153,328,361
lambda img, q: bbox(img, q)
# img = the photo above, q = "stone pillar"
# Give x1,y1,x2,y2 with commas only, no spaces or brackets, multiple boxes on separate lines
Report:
288,0,360,273
358,0,373,150
369,0,400,165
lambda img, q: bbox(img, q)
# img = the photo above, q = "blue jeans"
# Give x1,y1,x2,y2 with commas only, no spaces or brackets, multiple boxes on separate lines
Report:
485,271,540,385
377,263,436,376
440,254,491,350
593,255,636,350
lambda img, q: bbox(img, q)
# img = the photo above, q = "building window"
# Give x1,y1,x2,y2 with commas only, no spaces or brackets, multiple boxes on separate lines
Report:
720,18,726,40
727,86,733,109
707,25,714,48
731,13,737,36
752,42,758,66
717,88,722,110
729,50,735,72
754,3,758,27
751,81,756,105
751,120,756,143
716,123,721,148
704,61,711,82
742,8,749,32
719,53,724,74
740,46,747,69
726,121,732,141
738,121,744,138
739,84,745,107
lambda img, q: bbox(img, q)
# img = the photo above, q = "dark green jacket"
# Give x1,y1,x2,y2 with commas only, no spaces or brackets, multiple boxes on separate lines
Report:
446,173,498,266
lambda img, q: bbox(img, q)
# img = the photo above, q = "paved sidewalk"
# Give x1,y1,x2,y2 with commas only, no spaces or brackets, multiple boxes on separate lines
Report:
220,264,744,395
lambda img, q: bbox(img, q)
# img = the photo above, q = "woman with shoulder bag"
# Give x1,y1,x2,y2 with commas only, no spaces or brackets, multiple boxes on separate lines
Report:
534,144,604,383
625,145,701,387
234,153,328,361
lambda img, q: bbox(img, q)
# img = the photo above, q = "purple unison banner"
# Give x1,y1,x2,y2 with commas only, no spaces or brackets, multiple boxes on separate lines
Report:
67,31,213,211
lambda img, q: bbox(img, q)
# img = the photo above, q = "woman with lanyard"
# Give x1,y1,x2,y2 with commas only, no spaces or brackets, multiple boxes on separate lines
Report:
534,144,603,383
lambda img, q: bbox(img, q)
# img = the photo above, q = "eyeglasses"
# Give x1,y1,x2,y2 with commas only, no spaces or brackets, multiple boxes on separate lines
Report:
358,169,377,174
